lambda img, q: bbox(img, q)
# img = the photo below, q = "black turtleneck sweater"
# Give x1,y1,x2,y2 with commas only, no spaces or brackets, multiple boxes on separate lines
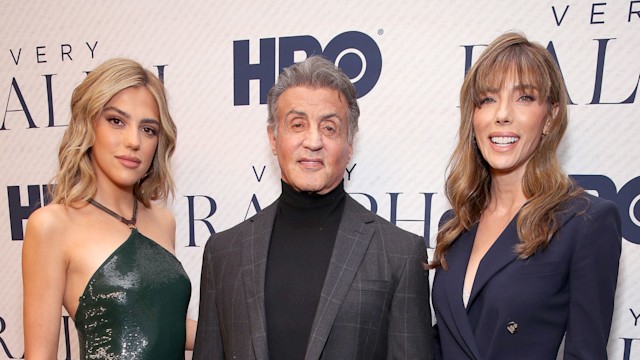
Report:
265,180,347,359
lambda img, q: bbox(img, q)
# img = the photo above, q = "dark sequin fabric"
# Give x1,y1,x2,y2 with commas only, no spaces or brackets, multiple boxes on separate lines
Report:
74,229,191,359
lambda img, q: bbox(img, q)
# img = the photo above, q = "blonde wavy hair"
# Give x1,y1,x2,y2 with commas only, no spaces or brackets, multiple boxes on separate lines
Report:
431,32,584,269
51,58,177,207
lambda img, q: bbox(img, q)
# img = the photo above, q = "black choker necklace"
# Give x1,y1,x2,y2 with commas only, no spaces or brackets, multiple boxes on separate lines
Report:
88,197,138,229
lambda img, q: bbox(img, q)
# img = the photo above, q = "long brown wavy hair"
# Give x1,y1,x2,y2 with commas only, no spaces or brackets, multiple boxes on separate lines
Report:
430,32,584,269
51,58,177,208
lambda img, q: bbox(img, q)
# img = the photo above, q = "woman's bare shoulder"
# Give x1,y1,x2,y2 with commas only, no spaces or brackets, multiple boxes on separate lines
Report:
23,203,82,265
26,204,73,238
139,202,176,249
147,203,176,228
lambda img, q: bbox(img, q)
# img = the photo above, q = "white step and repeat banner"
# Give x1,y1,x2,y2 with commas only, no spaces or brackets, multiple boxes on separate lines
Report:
1,1,639,358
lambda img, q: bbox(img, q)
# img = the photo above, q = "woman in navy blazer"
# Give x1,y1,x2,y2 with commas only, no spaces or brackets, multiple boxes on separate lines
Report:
430,32,622,359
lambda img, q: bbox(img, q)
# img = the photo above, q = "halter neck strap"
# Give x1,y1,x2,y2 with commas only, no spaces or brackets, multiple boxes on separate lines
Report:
88,197,138,229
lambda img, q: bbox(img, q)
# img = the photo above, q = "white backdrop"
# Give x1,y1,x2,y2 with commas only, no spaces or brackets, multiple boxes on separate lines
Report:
1,1,639,358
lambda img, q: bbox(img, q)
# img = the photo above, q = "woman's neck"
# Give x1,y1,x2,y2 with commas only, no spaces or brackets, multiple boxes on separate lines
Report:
92,181,137,215
487,172,527,215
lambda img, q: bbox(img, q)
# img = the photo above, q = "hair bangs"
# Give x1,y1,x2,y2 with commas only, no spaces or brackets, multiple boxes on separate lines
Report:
470,45,553,107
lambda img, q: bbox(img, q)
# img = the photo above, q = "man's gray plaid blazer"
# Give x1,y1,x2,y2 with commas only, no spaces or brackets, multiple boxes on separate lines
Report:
193,195,433,359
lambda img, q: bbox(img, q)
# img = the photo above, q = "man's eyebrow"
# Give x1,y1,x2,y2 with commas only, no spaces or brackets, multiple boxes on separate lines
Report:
321,112,341,121
284,109,343,122
285,109,307,118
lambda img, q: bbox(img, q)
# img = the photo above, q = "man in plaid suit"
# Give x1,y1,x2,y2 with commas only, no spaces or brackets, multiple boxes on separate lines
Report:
194,55,432,360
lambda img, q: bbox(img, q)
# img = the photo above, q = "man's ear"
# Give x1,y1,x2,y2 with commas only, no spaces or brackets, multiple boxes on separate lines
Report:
268,126,277,155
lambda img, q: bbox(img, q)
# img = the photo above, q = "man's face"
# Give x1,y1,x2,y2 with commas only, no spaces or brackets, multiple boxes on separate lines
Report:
268,86,352,195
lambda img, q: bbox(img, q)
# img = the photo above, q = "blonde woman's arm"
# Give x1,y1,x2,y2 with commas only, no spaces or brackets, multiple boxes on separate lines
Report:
22,207,68,359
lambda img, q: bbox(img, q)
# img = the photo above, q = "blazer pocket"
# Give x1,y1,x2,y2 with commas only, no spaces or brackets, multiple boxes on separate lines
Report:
340,280,393,327
351,279,392,292
508,260,561,278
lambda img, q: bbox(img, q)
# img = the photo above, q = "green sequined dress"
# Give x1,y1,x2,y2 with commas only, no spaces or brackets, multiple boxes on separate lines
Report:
74,229,191,359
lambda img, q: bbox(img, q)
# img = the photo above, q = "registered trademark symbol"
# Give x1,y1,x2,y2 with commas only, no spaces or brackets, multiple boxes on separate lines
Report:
378,29,384,35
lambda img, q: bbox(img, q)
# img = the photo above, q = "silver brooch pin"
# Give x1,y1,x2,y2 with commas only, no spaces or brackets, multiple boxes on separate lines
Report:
506,321,519,334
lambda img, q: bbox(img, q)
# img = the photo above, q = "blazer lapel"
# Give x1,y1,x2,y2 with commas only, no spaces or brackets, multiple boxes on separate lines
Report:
441,226,482,359
469,197,582,306
467,215,520,308
304,197,375,360
241,202,278,360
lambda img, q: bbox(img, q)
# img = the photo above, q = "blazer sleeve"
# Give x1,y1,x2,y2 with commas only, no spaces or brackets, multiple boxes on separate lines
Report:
564,199,622,359
431,210,450,360
432,322,442,360
193,237,225,360
387,235,434,359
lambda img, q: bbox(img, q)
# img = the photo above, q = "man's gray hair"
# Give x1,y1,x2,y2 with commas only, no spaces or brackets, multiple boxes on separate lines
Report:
266,55,360,143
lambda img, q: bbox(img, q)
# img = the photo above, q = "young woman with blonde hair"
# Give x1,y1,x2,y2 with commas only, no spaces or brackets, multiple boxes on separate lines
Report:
23,58,194,359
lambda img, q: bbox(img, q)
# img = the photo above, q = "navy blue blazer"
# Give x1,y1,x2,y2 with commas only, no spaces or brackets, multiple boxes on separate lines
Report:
432,194,621,360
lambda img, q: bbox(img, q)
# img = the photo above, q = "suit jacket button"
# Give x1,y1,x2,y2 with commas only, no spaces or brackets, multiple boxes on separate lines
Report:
507,321,518,334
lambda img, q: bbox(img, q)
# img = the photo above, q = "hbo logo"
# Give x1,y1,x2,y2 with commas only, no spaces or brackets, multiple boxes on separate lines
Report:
573,175,640,245
233,31,382,105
